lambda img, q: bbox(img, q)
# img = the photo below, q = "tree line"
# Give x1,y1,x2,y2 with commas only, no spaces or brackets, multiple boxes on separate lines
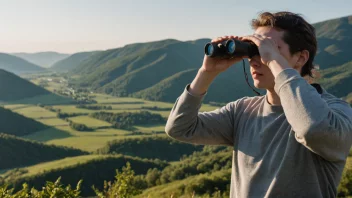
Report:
90,111,166,130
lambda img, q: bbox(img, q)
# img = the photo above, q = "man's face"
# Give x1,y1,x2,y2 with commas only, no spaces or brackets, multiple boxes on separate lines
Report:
248,26,300,90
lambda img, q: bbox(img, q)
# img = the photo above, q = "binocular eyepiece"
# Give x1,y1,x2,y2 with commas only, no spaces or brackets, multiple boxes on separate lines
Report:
204,39,259,59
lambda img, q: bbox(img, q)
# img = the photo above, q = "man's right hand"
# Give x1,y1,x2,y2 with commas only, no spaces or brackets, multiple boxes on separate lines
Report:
188,36,243,96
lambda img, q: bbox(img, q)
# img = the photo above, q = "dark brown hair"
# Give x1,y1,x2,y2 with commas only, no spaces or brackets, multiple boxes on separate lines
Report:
251,11,317,77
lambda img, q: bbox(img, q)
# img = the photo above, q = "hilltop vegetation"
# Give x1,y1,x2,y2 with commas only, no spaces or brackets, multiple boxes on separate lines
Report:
0,107,48,136
1,155,168,196
50,51,99,72
66,15,352,104
0,133,87,170
96,136,203,161
317,61,352,98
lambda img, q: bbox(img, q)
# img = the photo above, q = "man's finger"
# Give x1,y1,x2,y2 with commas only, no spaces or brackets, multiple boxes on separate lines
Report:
242,35,261,46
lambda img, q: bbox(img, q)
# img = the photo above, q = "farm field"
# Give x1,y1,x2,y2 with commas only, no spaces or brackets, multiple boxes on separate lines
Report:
2,77,218,153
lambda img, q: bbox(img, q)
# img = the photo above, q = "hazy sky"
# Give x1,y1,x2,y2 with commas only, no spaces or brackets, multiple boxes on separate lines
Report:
0,0,351,53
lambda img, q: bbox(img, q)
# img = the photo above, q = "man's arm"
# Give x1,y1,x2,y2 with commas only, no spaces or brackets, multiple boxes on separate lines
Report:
165,83,236,146
165,36,244,146
274,68,352,162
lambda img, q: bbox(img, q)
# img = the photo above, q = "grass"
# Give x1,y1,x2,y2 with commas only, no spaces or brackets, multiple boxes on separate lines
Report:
8,106,57,119
1,155,106,178
23,127,72,142
8,93,74,105
135,124,166,133
4,76,220,153
68,116,111,128
46,134,165,152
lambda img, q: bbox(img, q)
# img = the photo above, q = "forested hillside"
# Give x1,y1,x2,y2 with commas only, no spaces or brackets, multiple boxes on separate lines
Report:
68,15,352,104
0,133,87,170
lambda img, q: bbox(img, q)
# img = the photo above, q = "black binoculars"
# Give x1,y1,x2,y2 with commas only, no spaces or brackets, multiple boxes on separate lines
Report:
204,39,259,59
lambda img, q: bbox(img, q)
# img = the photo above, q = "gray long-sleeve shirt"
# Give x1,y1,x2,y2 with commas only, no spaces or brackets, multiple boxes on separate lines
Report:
165,68,352,198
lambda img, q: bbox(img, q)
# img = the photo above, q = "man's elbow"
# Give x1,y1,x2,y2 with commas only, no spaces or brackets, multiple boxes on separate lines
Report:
294,122,352,162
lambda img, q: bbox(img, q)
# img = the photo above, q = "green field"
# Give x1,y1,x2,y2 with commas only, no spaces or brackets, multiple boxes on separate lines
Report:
6,105,57,119
3,76,219,155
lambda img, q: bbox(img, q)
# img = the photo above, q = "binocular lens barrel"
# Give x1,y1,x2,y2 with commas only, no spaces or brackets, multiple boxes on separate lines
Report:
204,39,259,58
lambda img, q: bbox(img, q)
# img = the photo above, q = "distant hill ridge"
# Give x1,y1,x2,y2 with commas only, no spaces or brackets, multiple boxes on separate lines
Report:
12,52,70,68
0,53,45,75
65,14,352,103
50,51,100,72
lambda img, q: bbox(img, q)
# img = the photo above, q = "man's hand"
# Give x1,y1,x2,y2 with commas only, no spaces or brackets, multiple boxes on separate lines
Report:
242,34,291,77
201,35,243,75
189,35,243,96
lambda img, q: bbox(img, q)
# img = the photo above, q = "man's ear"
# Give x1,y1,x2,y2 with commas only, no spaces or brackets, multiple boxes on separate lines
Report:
294,49,309,70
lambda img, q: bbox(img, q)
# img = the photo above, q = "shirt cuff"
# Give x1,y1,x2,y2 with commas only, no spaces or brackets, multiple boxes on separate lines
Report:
185,84,207,97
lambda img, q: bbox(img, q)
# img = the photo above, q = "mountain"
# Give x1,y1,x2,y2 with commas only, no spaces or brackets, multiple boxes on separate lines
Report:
0,53,45,75
0,69,49,101
69,15,352,104
0,69,73,104
318,61,352,98
0,107,49,136
313,15,352,70
0,133,87,170
50,51,99,72
12,52,70,68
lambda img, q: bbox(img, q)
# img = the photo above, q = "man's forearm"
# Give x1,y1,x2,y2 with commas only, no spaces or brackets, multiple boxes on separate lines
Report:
189,68,219,96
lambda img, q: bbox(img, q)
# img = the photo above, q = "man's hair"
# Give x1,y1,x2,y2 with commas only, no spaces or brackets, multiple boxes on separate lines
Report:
251,11,317,77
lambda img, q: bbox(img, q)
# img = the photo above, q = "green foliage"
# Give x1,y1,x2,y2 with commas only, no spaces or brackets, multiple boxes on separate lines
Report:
90,111,165,130
0,177,82,198
0,133,87,170
68,121,93,131
96,136,203,161
317,61,352,98
338,157,352,197
66,15,352,104
140,106,171,111
93,162,143,198
76,104,112,110
0,107,49,136
3,155,167,196
51,51,99,72
136,169,231,198
144,146,231,187
57,112,87,119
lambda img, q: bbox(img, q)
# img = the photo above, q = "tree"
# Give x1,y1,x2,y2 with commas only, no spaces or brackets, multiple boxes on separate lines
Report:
93,162,142,198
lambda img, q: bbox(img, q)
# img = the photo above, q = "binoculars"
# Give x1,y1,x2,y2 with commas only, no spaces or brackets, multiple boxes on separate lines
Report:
204,39,259,58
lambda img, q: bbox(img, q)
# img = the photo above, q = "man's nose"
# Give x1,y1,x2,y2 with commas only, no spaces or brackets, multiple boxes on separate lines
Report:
249,57,261,68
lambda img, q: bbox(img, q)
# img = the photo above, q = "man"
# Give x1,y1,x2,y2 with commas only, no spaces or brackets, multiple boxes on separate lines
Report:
165,11,352,198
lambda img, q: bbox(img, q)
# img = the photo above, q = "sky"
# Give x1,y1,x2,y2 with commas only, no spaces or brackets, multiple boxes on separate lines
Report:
0,0,351,54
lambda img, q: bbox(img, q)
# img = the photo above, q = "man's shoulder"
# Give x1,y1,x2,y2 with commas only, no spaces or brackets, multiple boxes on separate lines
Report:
320,87,351,109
